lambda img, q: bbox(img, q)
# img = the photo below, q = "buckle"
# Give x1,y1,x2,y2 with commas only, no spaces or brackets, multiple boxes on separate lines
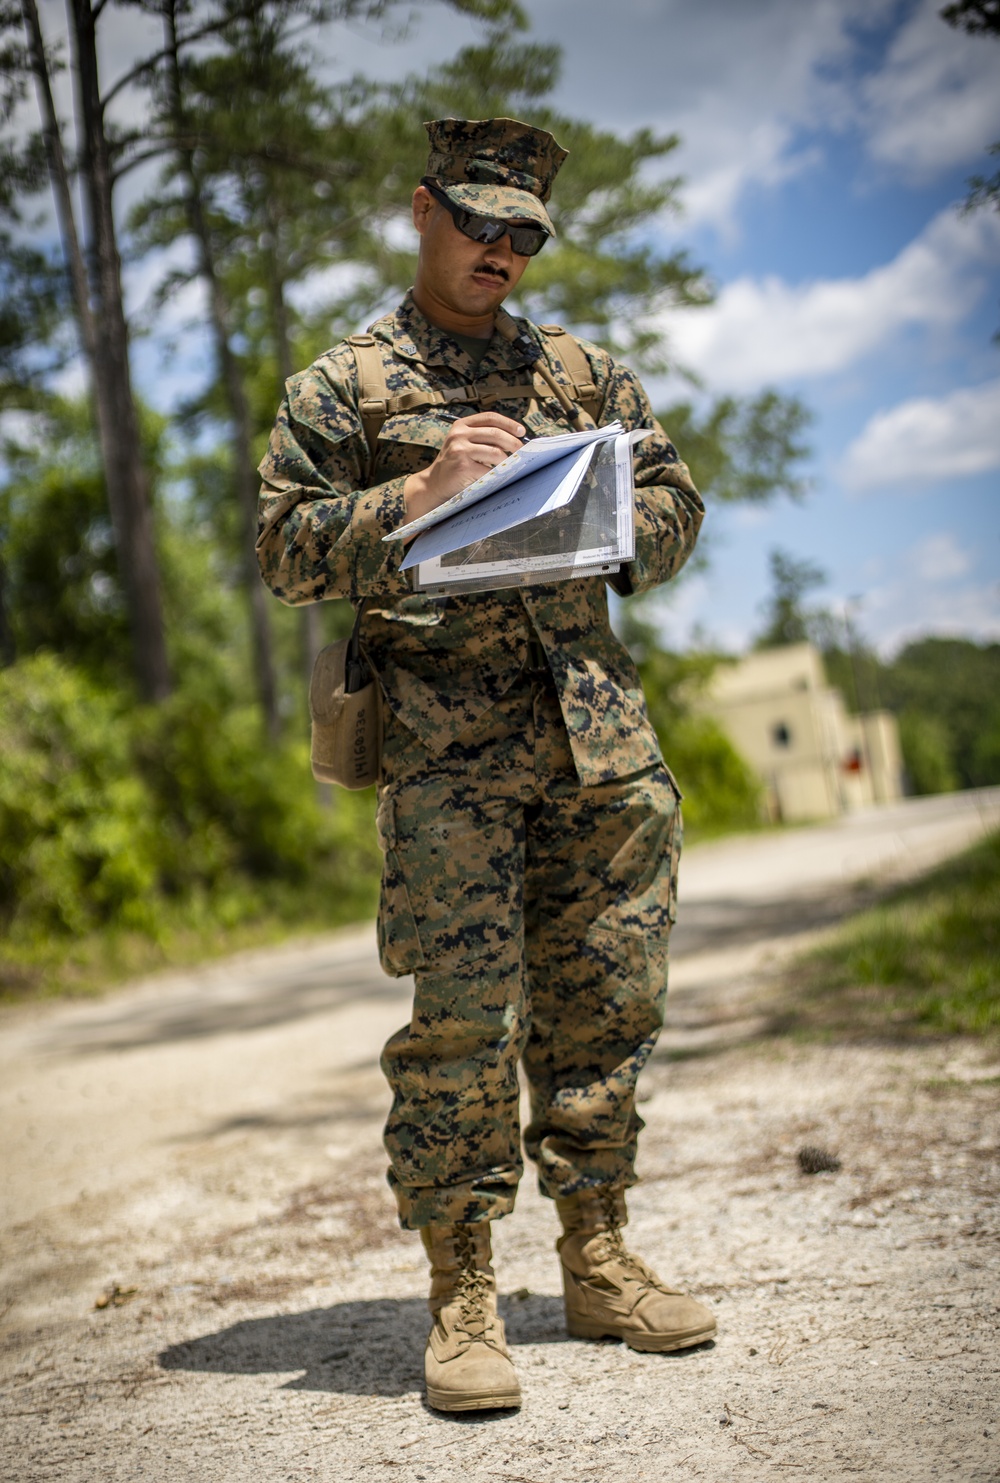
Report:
524,636,548,675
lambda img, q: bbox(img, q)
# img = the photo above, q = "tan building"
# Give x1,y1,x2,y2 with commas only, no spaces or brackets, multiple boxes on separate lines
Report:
696,643,904,822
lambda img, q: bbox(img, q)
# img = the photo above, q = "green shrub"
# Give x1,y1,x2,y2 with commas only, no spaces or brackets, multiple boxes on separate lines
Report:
898,710,959,796
0,654,161,934
659,711,761,833
783,830,1000,1039
0,653,380,966
634,644,761,835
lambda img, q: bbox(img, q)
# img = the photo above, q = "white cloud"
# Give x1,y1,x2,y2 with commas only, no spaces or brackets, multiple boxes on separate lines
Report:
858,531,1000,656
524,0,997,233
618,0,881,232
907,532,973,583
661,206,1000,392
862,0,1000,179
679,127,821,238
873,581,1000,656
842,379,1000,491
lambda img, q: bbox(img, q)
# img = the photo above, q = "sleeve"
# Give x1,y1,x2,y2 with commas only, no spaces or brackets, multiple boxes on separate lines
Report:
256,357,414,605
595,355,705,598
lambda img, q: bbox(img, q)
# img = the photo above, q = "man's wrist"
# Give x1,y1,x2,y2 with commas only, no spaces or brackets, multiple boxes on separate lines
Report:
403,468,436,525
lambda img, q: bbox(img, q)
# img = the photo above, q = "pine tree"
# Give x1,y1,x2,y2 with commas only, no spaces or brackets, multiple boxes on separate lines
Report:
3,0,172,699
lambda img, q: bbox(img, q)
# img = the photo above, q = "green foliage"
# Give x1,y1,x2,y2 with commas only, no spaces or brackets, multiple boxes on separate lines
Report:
660,391,813,505
963,141,1000,215
940,1,1000,37
0,654,160,937
754,548,828,649
0,651,379,994
665,711,763,835
818,642,862,711
897,711,959,796
785,829,1000,1039
0,234,74,400
0,399,132,682
624,624,761,834
0,394,249,688
821,636,1000,795
881,638,1000,790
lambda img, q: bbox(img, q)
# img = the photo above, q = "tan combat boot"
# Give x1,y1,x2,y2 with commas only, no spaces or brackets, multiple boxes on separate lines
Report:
556,1188,717,1353
420,1222,521,1412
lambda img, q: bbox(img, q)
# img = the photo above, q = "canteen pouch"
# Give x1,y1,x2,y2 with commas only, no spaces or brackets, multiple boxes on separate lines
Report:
309,601,381,789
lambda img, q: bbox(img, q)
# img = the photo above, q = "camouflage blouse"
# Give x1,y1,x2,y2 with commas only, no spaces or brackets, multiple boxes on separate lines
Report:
257,293,704,786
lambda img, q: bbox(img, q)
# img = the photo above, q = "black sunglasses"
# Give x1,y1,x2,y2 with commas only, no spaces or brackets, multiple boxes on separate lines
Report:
422,178,550,258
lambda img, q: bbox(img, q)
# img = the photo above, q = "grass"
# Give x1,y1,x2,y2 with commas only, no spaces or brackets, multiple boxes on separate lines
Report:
774,829,1000,1041
0,876,379,1005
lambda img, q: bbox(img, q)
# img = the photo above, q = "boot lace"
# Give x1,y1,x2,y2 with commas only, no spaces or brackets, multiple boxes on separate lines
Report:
452,1225,493,1338
588,1192,667,1292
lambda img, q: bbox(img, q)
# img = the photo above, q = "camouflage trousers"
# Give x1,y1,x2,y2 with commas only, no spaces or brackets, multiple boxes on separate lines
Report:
375,669,681,1230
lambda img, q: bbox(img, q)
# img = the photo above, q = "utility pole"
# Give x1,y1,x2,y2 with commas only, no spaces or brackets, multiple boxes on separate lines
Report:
844,596,881,804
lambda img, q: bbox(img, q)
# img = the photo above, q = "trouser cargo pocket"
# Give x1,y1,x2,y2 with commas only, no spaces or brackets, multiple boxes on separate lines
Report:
375,792,425,976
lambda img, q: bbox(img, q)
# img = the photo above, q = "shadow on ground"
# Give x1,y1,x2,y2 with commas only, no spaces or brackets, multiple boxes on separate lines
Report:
668,888,872,958
158,1293,571,1395
41,962,410,1057
47,890,869,1059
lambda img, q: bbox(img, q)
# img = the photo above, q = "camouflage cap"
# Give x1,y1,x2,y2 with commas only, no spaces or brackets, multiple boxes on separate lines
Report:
423,117,568,235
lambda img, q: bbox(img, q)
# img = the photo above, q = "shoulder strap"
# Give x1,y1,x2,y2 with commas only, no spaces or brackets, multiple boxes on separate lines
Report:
537,325,603,423
347,321,603,470
347,334,389,470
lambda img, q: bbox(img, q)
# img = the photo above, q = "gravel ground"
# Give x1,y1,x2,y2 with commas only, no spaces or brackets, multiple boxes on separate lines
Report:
2,794,998,1483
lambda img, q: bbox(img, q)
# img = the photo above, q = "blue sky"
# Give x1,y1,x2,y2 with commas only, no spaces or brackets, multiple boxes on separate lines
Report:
27,0,1000,657
318,0,1000,655
514,0,1000,657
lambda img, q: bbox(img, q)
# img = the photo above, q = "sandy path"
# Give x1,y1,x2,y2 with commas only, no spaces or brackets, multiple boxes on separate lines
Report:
2,790,998,1482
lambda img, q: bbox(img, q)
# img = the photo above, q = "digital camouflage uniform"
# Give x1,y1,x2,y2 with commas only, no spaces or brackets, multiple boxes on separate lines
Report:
420,116,566,234
257,126,704,1234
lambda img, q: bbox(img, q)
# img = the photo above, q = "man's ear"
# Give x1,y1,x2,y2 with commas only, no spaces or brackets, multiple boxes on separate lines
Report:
412,185,435,236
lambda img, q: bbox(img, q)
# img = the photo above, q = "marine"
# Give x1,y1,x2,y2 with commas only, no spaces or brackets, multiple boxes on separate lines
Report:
258,115,716,1412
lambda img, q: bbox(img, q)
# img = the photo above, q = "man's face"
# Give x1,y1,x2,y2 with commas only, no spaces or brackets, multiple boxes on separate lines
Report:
411,186,534,322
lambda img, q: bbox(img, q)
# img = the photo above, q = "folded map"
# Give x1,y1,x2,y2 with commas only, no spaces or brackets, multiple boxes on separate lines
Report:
383,423,647,597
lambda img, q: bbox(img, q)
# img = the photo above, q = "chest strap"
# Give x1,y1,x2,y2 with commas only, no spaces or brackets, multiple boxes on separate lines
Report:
347,323,604,471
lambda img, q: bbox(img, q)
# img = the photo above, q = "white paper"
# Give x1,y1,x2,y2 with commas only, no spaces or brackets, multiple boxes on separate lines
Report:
410,431,644,596
383,422,624,544
400,443,595,572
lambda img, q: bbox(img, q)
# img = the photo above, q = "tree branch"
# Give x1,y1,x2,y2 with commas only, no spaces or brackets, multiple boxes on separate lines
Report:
111,140,173,181
102,5,271,108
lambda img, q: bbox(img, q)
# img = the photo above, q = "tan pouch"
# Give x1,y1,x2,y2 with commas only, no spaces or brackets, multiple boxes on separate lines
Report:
309,602,381,789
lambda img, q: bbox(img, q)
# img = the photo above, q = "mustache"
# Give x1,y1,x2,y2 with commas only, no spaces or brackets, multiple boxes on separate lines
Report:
475,262,509,282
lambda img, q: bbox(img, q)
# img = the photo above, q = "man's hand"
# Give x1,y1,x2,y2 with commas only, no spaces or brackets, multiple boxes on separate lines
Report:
403,412,525,526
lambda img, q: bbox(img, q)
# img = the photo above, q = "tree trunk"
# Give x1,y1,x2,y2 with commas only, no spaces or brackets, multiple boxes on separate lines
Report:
0,553,16,666
162,0,280,740
63,0,171,702
260,201,322,701
22,0,97,365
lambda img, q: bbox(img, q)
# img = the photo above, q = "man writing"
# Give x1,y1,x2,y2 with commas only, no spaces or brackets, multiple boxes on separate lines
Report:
257,117,714,1413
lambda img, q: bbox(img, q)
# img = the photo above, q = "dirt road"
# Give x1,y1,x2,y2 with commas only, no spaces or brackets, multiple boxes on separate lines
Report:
2,791,998,1482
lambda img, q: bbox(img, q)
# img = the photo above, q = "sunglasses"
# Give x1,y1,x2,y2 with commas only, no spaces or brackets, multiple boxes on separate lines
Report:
422,178,550,258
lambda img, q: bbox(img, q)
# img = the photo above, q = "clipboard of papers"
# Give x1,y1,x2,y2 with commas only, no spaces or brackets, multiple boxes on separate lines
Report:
383,423,648,596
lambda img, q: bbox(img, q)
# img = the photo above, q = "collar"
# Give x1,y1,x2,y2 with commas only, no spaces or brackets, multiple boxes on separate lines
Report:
377,290,540,376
